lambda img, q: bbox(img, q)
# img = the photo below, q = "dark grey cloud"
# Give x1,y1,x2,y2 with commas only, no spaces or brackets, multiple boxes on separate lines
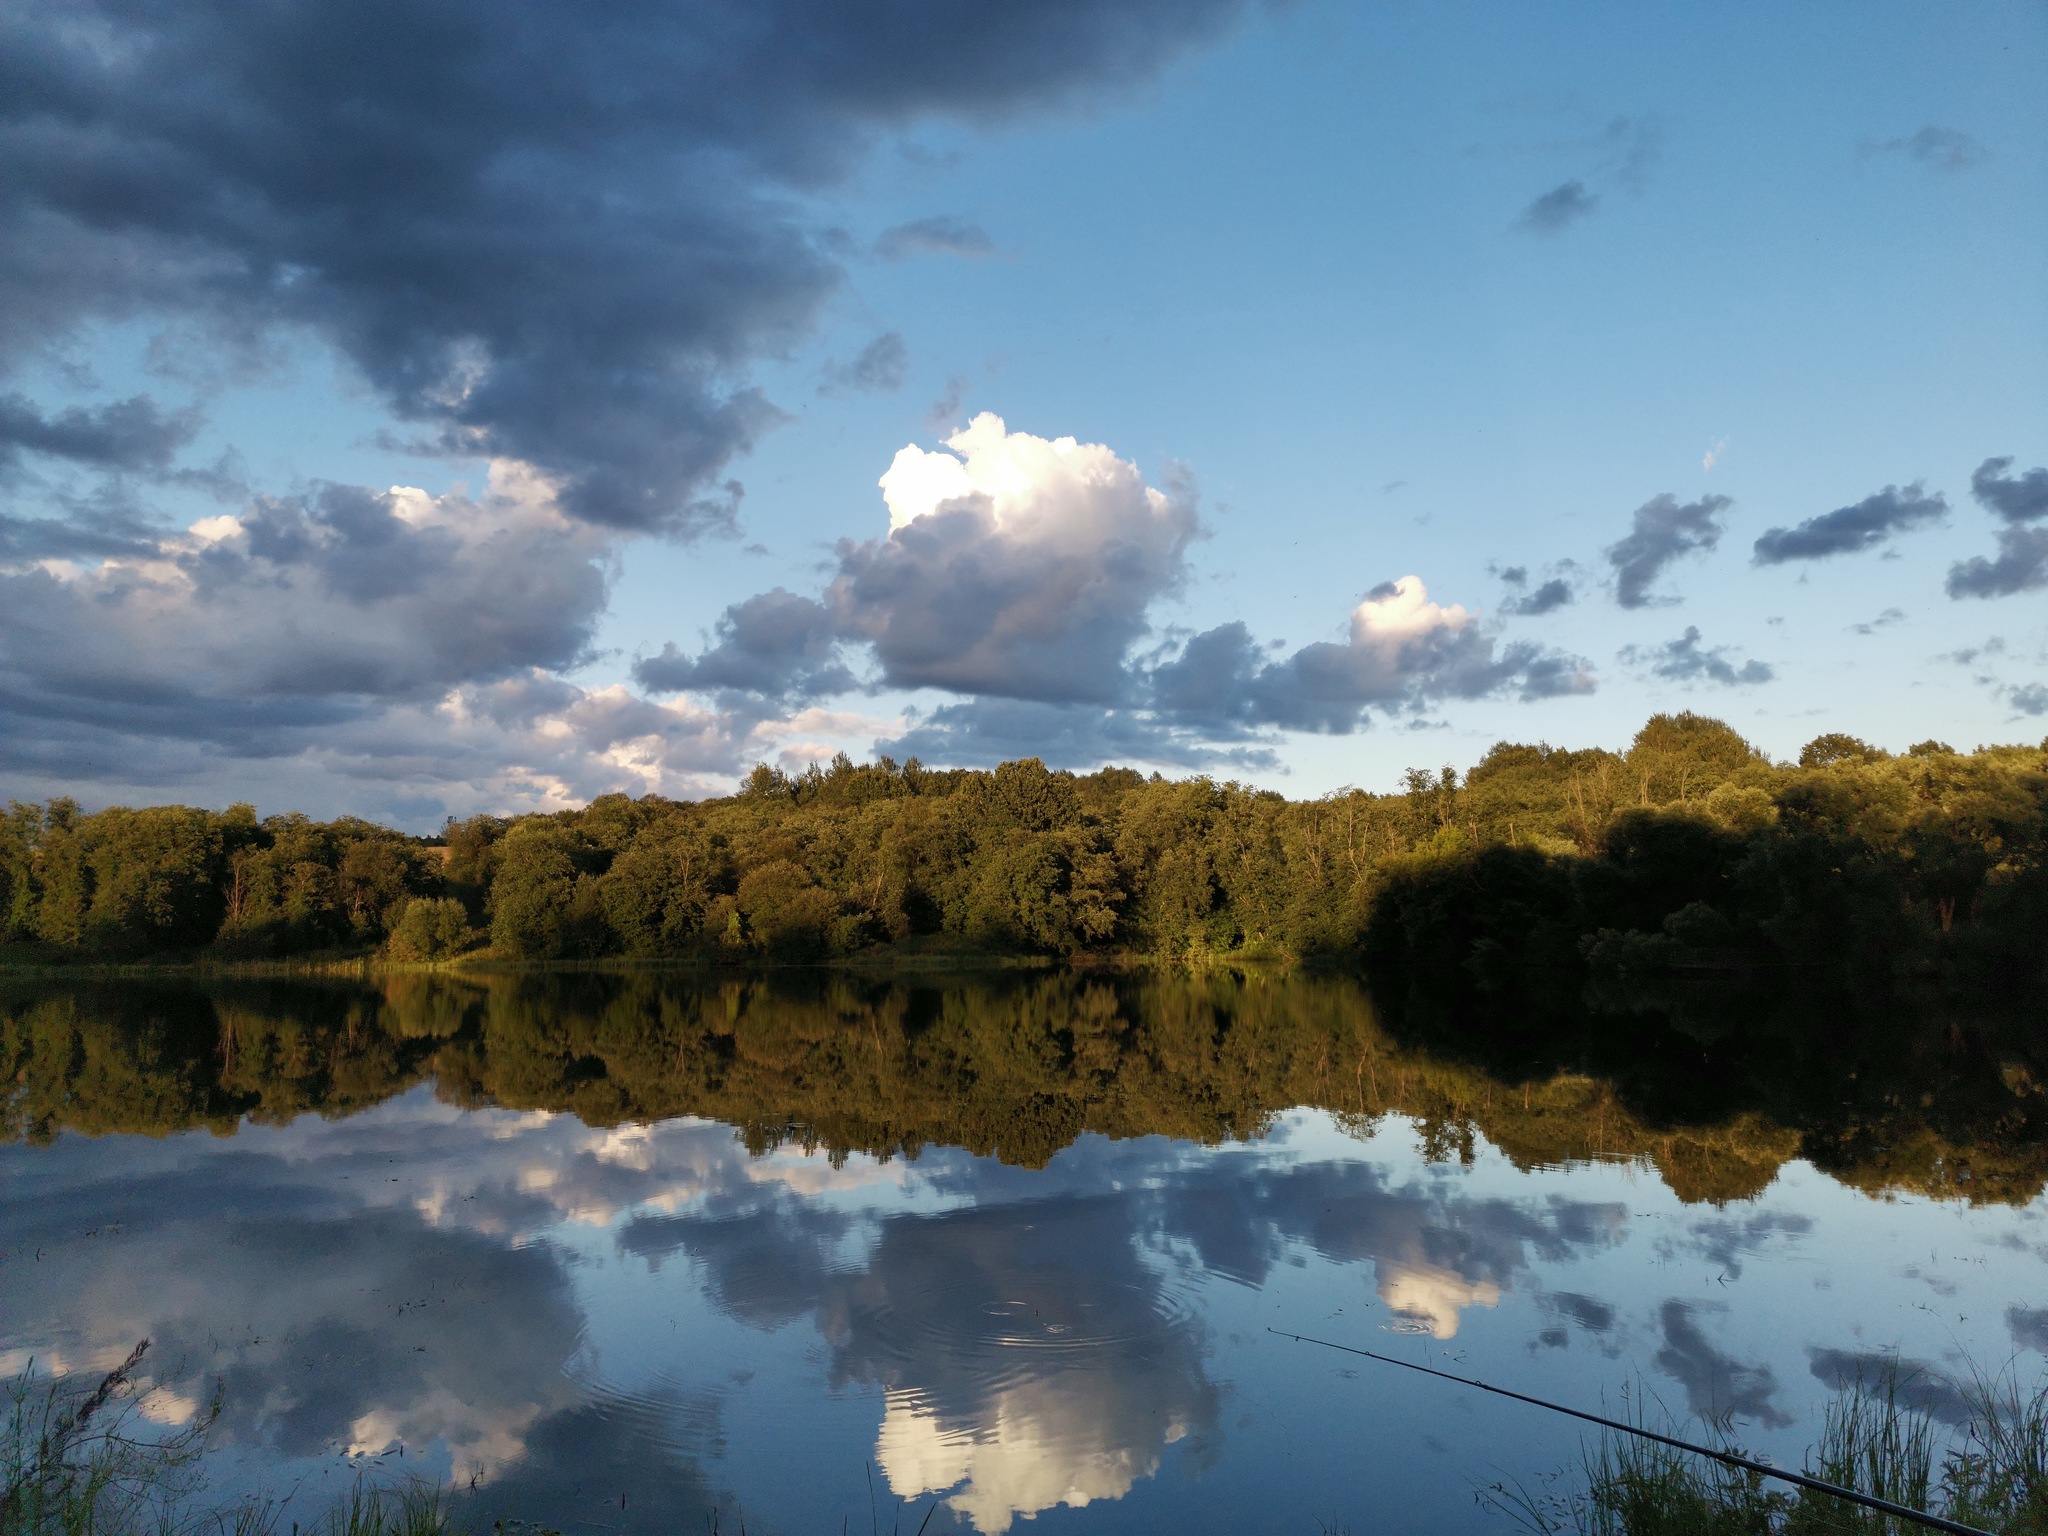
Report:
1971,457,2048,524
1806,1348,1975,1427
1507,577,1574,616
1511,117,1658,235
2010,683,2048,717
1751,483,1946,564
633,587,852,705
874,215,997,261
0,392,201,475
0,0,1249,535
0,479,760,820
1517,179,1597,234
1947,527,2048,599
1499,569,1572,618
1151,586,1593,735
1607,493,1731,608
1620,627,1772,686
1655,1300,1792,1427
1946,454,2048,599
1864,125,1989,172
822,331,909,394
1,483,604,721
0,499,167,562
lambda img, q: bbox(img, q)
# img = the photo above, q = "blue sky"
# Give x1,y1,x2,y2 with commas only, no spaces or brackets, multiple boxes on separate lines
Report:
2,0,2042,823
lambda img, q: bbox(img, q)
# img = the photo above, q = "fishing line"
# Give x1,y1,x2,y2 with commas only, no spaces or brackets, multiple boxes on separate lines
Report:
1268,1327,1992,1536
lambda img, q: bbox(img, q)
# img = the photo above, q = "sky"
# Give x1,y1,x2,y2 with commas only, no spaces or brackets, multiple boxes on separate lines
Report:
2,0,2043,826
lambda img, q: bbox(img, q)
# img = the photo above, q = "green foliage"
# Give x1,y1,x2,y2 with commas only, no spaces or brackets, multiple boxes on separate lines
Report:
1801,733,1889,769
386,898,476,962
1626,712,1771,805
0,715,2042,976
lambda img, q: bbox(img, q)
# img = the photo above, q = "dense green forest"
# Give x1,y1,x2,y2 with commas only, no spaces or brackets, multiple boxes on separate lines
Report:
5,970,2042,1208
3,714,2046,1014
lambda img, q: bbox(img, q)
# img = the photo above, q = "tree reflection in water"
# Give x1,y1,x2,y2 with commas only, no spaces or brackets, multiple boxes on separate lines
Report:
6,968,2043,1204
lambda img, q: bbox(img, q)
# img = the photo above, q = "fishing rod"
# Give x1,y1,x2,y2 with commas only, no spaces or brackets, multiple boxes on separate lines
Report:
1268,1328,1992,1536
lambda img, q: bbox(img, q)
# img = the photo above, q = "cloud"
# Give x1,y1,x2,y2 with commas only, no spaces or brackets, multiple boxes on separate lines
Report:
1511,116,1658,235
1516,179,1598,234
1751,482,1946,564
924,375,973,436
1971,457,2048,524
628,416,1588,775
1606,493,1731,608
1506,577,1573,616
0,470,821,819
822,331,909,393
0,0,1249,535
2,471,604,715
874,216,997,261
1850,607,1905,635
1620,627,1772,687
828,412,1199,703
633,588,852,706
1864,125,1989,172
1152,578,1593,734
1947,527,2048,599
1605,116,1664,194
2010,684,2048,717
1496,564,1576,615
0,393,202,475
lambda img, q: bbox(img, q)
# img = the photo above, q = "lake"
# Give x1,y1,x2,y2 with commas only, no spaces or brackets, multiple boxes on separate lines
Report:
4,970,2045,1534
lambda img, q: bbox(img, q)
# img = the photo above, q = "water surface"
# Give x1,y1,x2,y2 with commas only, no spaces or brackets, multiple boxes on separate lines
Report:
3,971,2045,1533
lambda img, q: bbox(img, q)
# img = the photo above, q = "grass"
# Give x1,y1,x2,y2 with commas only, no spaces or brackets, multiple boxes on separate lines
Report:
1,1345,456,1536
1489,1364,2048,1536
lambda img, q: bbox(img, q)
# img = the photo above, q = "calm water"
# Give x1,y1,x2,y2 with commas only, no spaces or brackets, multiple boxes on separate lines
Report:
3,972,2045,1534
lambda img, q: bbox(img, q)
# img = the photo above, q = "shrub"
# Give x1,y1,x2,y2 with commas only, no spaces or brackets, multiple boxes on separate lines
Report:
386,898,476,961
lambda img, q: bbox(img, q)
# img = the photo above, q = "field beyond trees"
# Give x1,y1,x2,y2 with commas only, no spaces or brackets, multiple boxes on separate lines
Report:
2,714,2045,1013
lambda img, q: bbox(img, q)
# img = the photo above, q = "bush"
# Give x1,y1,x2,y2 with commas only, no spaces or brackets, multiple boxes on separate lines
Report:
386,898,475,961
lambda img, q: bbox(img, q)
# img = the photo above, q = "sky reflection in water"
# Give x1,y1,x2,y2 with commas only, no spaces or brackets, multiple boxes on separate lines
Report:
3,982,2047,1534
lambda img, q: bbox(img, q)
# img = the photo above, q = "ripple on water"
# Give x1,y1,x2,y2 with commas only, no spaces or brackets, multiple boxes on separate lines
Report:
843,1268,1207,1391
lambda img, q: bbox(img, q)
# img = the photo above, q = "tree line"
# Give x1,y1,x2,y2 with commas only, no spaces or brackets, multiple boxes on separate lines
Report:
2,714,2045,1007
